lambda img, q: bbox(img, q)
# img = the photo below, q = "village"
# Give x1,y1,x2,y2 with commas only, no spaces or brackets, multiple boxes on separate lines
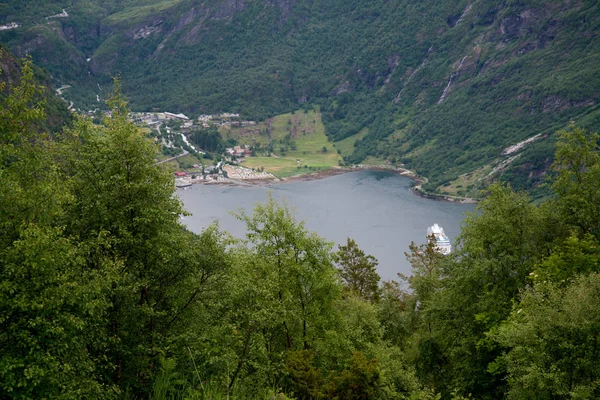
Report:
133,111,257,129
131,111,277,188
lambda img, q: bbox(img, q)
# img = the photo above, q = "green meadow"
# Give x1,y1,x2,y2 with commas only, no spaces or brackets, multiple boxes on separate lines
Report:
333,128,369,158
221,109,342,178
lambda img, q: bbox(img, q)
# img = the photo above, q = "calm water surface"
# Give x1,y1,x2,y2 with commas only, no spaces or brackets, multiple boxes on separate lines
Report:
178,170,475,281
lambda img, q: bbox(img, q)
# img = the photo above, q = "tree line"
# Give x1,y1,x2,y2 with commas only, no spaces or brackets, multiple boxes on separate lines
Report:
1,58,600,399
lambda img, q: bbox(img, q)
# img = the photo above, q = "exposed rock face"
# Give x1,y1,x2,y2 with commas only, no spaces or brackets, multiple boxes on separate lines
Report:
133,21,163,40
542,95,572,112
333,81,351,95
542,96,597,113
212,0,247,20
0,49,21,86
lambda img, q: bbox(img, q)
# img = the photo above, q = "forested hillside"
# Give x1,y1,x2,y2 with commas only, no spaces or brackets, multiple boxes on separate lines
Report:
0,46,72,131
2,55,600,399
2,0,600,196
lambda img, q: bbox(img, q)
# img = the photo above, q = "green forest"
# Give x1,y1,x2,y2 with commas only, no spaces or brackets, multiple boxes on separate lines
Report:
2,0,600,197
2,55,600,399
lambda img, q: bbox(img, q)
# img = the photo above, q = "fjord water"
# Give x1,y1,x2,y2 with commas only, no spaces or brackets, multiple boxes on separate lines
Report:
178,170,474,281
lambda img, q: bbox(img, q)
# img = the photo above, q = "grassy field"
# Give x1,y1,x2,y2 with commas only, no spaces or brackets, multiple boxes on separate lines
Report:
439,163,493,198
333,128,369,158
175,153,203,170
103,0,184,25
156,153,204,173
222,110,342,178
361,155,388,165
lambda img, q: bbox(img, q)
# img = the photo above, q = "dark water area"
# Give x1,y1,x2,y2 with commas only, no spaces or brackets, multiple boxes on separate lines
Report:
178,170,475,281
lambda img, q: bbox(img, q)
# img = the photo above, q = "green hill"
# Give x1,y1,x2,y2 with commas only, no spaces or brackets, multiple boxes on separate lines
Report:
2,0,600,196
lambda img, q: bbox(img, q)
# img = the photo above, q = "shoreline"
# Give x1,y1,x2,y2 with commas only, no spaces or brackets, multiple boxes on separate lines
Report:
273,166,476,204
180,165,477,204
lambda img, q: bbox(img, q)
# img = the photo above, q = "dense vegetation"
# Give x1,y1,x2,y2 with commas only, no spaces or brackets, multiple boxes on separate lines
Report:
190,126,225,153
3,55,600,399
2,0,600,195
0,46,72,132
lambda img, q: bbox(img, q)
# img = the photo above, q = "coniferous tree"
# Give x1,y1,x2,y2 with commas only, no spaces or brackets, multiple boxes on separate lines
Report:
334,238,381,302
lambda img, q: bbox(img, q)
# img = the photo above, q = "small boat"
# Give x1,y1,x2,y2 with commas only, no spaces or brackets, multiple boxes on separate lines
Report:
427,223,452,255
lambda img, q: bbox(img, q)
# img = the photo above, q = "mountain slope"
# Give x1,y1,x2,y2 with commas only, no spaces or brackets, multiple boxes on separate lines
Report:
0,45,72,132
374,0,600,195
2,0,599,196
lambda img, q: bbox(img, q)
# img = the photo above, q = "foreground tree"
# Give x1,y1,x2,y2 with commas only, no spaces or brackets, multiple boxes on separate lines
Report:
58,82,231,396
409,184,549,398
0,56,115,398
61,85,178,392
334,238,381,302
0,55,61,246
551,126,600,237
401,235,444,307
212,197,342,391
496,273,600,399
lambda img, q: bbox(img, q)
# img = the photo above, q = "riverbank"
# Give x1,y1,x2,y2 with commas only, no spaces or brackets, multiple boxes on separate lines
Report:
177,164,477,204
279,165,477,204
412,186,477,204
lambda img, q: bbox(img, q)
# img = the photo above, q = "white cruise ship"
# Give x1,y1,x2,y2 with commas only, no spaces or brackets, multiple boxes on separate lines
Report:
427,223,452,255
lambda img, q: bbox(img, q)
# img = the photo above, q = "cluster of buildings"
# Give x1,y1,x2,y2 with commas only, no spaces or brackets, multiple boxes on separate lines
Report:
222,165,276,180
173,162,226,188
173,159,276,188
134,111,257,130
0,22,20,31
174,174,228,188
197,113,256,128
133,111,277,188
133,112,193,128
226,145,252,157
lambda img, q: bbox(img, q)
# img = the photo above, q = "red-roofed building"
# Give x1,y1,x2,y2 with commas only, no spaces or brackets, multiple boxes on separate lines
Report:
174,171,186,177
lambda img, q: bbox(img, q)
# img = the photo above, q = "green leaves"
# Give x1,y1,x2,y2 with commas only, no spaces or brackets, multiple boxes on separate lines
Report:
402,235,444,307
0,224,115,399
552,126,600,236
0,55,45,146
233,194,341,350
535,233,600,283
334,238,381,302
496,274,600,399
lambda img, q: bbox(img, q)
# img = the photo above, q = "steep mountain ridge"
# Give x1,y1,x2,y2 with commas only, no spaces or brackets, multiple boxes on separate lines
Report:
2,0,599,197
386,0,600,195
